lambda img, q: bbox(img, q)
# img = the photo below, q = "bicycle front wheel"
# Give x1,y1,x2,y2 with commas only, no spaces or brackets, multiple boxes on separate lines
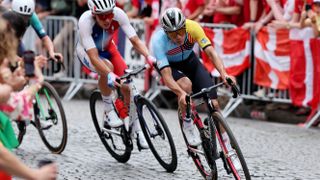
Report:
35,81,68,154
90,90,132,163
178,110,218,180
211,112,251,180
137,96,177,172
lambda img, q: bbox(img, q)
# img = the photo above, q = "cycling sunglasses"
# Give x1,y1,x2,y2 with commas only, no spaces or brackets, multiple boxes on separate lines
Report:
96,13,114,21
166,28,186,39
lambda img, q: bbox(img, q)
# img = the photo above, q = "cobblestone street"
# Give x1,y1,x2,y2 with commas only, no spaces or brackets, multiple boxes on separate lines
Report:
14,100,320,179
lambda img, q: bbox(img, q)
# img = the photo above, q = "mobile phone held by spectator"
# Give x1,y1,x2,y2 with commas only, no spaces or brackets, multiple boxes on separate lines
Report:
306,4,312,11
23,50,35,77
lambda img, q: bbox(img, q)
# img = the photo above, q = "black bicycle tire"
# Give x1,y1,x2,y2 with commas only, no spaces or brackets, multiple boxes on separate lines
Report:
89,90,131,163
15,121,26,147
211,112,251,180
178,110,217,179
137,96,177,172
36,81,68,154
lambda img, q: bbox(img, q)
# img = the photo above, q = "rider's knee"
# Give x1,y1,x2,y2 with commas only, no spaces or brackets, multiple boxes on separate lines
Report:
211,99,220,110
178,77,192,94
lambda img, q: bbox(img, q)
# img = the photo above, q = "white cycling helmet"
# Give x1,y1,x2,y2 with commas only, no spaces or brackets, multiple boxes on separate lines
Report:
11,0,35,16
160,7,186,32
87,0,115,14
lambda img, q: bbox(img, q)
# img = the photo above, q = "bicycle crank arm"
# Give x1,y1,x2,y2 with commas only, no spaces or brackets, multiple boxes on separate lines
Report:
101,128,122,137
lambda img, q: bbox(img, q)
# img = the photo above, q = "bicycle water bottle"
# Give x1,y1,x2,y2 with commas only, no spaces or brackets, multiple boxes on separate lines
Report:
114,98,128,119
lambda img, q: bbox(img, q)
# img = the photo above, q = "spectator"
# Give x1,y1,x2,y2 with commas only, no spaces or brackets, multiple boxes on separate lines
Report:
0,142,57,180
127,0,153,18
0,16,57,180
183,0,205,20
206,0,243,25
301,0,320,36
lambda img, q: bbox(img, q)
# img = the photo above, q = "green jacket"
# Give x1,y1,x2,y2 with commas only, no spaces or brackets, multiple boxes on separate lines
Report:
0,112,19,150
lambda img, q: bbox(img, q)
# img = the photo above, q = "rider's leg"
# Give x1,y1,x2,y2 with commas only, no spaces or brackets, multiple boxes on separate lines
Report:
177,77,202,146
108,45,148,148
99,61,123,128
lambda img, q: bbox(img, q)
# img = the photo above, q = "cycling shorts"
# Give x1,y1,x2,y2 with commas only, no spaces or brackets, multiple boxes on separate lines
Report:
169,52,217,99
76,41,127,76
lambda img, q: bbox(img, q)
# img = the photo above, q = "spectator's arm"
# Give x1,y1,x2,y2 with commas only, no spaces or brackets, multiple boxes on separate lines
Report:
127,7,139,18
77,0,87,6
215,6,241,15
187,6,205,20
266,0,284,21
0,84,12,104
0,143,57,180
250,0,259,21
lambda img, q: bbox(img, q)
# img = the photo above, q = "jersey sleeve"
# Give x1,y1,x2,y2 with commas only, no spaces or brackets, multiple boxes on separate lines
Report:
78,12,96,51
115,8,137,39
30,13,47,39
150,31,169,70
186,20,211,49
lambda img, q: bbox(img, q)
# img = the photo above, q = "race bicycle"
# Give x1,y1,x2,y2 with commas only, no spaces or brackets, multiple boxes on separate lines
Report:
13,57,68,154
178,78,251,179
90,65,177,172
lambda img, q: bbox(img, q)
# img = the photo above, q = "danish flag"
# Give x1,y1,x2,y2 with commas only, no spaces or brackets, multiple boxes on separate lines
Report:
201,27,250,77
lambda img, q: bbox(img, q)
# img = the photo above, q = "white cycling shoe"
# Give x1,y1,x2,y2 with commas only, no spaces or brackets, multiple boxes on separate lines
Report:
228,149,242,171
103,110,123,128
183,120,201,147
136,130,149,149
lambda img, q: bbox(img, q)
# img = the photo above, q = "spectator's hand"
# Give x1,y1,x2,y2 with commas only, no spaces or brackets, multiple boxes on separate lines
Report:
254,22,264,33
33,56,46,84
268,20,287,29
35,55,48,69
143,17,154,26
33,163,57,180
242,22,255,30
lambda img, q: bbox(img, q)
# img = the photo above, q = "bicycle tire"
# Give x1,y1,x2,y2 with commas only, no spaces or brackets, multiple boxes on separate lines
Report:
211,112,251,180
12,121,26,147
90,90,131,163
178,110,218,180
36,81,68,154
137,96,177,172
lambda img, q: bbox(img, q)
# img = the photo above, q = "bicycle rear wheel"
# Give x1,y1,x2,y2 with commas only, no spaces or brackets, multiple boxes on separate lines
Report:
211,112,251,180
90,90,132,163
178,110,218,180
137,96,177,172
35,81,68,154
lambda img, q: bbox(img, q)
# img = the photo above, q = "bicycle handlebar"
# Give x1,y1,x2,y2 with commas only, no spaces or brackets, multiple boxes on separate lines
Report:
119,64,149,80
185,77,241,118
48,55,65,73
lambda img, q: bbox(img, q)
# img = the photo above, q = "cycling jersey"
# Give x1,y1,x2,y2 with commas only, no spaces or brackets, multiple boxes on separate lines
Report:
77,7,136,51
17,12,47,56
76,7,136,75
28,13,47,39
150,19,211,70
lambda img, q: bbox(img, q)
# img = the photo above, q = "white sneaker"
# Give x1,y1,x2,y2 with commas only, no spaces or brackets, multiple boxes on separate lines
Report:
136,130,149,149
228,150,241,171
183,120,201,146
103,110,123,128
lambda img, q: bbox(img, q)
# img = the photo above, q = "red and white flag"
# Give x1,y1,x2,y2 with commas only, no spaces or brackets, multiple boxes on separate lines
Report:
289,28,320,109
202,27,250,77
254,27,291,90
